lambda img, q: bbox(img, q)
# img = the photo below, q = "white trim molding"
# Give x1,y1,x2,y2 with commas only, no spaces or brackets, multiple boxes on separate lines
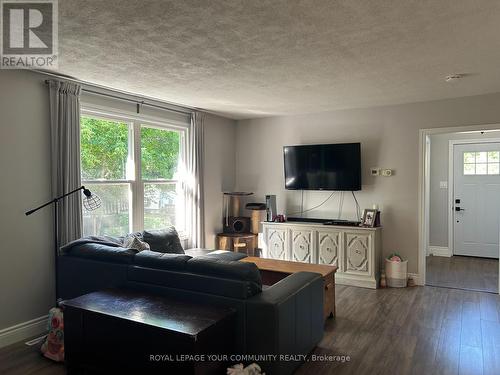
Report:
418,123,500,293
427,246,452,257
0,315,48,349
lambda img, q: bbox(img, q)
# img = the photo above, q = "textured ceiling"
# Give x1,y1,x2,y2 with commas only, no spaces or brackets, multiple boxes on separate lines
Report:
57,0,500,119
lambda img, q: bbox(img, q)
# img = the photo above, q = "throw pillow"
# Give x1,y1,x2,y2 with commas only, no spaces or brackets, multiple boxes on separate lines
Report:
123,235,150,252
142,227,184,254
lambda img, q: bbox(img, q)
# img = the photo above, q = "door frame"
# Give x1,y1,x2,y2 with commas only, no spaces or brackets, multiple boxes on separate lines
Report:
447,138,500,258
418,123,500,292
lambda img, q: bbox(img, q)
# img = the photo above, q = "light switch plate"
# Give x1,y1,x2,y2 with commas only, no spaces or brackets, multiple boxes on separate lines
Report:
371,168,380,176
440,181,448,189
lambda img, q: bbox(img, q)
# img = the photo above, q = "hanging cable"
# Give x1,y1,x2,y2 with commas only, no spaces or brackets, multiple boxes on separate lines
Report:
287,191,336,216
352,191,361,221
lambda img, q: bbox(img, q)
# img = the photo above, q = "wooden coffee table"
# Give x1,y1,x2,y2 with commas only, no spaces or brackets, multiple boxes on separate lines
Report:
241,257,337,319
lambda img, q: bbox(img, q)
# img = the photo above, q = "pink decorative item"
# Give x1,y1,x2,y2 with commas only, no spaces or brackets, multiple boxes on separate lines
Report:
274,214,286,223
41,307,64,362
387,253,403,262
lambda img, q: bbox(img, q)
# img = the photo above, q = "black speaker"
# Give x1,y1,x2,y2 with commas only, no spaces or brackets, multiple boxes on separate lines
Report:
223,217,250,234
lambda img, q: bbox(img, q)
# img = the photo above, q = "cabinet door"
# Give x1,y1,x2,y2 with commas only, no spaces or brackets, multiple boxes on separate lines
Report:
291,230,313,263
266,228,288,260
318,230,341,268
344,232,372,275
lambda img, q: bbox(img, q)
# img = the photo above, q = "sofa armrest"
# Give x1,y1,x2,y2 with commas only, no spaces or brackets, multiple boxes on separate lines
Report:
245,272,324,375
63,243,136,264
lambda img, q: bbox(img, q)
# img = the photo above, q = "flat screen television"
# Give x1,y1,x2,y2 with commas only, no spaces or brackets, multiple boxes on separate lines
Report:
283,143,361,191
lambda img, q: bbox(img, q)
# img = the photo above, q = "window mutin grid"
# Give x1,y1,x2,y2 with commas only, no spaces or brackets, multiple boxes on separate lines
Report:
80,109,187,237
463,151,500,175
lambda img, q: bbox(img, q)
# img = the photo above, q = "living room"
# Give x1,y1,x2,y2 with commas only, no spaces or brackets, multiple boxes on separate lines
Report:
2,1,500,374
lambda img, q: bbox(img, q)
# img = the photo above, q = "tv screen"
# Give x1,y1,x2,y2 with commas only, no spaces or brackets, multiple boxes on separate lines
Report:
284,143,361,191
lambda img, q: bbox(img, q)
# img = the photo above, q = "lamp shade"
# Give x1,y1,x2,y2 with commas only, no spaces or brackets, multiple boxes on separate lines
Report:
82,188,101,211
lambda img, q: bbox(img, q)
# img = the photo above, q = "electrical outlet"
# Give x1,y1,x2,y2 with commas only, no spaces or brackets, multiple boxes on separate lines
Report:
371,168,380,176
381,169,393,177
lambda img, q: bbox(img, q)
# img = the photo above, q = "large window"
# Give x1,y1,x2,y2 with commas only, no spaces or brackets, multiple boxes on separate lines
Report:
80,111,186,236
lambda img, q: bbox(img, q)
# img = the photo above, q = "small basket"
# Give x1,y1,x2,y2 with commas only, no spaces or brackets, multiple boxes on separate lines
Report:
385,259,408,288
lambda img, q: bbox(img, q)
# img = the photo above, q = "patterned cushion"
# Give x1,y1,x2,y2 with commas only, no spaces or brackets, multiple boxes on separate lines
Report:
123,235,150,252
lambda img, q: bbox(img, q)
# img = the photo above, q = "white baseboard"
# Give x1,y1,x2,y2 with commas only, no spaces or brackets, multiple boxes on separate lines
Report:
337,273,423,287
335,274,378,289
427,246,452,257
0,315,48,349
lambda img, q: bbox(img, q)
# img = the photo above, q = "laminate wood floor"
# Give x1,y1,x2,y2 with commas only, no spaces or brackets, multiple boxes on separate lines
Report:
297,285,500,375
0,338,65,375
427,255,498,293
2,285,500,375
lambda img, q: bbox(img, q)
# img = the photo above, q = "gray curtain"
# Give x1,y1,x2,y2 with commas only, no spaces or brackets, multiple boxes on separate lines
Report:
186,112,205,248
48,80,83,249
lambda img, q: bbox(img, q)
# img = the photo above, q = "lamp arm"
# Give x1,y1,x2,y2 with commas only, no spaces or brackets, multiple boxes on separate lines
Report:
25,186,85,216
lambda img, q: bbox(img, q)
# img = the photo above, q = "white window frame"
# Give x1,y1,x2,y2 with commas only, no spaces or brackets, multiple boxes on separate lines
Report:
80,105,189,237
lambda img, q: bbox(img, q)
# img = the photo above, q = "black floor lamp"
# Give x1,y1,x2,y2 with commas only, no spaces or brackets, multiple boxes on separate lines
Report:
26,186,101,305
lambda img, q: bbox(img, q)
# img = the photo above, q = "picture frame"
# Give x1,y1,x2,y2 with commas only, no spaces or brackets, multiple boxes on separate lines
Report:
361,208,378,227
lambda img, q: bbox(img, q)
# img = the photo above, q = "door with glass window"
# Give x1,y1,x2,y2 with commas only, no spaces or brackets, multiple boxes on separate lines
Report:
453,143,500,258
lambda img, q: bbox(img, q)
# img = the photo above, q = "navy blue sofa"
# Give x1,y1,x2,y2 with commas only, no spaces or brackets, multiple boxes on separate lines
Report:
58,232,324,375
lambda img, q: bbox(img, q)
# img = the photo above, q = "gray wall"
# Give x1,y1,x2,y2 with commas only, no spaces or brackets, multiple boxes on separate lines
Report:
235,93,500,274
0,70,54,330
429,131,500,248
0,70,236,331
203,113,236,248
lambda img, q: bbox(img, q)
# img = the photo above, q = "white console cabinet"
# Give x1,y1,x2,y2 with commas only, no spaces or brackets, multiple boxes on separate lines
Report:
262,222,382,288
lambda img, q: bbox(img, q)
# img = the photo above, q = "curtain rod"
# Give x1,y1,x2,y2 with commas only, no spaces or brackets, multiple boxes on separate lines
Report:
41,75,194,117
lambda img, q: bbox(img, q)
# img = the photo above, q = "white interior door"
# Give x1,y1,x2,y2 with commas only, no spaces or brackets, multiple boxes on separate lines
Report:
453,143,500,258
